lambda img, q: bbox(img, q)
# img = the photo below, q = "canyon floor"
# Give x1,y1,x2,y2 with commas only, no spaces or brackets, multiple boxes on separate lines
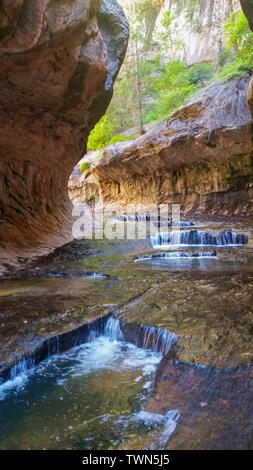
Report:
0,216,252,449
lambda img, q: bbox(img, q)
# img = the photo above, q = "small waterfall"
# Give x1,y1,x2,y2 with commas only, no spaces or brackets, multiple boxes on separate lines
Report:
170,221,194,227
143,326,177,355
133,409,180,448
0,361,31,399
88,317,178,356
104,316,124,342
0,314,178,404
150,230,248,248
87,316,124,343
87,318,105,343
112,214,156,222
135,251,217,262
1,316,124,387
90,273,108,279
9,357,34,382
46,272,107,279
134,325,177,355
111,214,194,227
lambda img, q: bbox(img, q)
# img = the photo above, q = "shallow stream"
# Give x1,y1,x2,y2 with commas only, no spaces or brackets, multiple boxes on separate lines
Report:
0,218,252,450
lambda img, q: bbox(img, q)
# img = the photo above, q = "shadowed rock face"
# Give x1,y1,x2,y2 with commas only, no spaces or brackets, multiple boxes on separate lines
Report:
0,0,128,264
240,0,253,31
90,74,253,216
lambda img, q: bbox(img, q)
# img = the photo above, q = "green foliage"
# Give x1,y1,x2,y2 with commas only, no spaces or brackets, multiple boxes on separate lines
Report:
187,63,214,85
161,9,174,29
153,60,188,91
217,11,253,81
108,134,137,145
144,85,195,123
88,4,253,150
223,10,253,56
216,48,230,69
143,60,212,123
158,10,184,56
87,117,136,151
88,55,216,147
87,116,116,150
217,58,249,81
98,2,196,139
139,54,166,97
80,161,91,174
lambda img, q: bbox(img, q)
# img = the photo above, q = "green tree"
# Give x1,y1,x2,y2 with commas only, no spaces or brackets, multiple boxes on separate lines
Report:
217,11,253,81
87,116,115,150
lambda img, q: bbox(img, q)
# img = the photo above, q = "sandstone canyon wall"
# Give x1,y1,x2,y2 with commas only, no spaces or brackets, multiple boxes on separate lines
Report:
0,0,128,265
1,1,253,272
155,0,241,66
89,74,253,216
72,0,253,217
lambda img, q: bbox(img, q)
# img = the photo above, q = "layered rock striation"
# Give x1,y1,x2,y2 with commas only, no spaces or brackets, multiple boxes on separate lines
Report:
0,0,128,263
89,74,253,216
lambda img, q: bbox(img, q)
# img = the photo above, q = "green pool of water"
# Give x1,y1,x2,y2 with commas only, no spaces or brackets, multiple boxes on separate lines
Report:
0,333,179,450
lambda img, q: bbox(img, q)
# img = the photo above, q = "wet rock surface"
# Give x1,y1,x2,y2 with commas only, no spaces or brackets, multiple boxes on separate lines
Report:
145,359,253,450
0,216,252,448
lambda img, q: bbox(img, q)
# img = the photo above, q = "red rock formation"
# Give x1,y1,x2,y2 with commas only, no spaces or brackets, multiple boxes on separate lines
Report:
90,75,253,216
0,0,128,266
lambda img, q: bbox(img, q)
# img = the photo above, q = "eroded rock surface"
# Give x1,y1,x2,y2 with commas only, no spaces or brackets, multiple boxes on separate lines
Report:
88,75,253,216
0,0,128,266
68,150,100,205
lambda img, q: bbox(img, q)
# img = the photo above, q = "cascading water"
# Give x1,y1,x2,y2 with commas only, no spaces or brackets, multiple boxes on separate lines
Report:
103,316,124,341
45,272,107,279
0,317,178,387
111,214,194,227
0,315,180,450
131,410,180,447
135,252,217,262
87,316,125,343
150,230,248,249
135,325,178,356
168,221,194,228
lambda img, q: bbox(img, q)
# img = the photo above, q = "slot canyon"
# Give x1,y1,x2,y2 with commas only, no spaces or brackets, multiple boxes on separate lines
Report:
0,0,252,453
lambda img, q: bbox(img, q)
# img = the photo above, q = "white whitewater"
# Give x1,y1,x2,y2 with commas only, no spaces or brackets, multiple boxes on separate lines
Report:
151,230,248,249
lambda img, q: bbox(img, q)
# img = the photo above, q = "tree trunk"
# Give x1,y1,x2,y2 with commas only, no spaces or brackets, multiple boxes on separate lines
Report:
134,38,145,136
